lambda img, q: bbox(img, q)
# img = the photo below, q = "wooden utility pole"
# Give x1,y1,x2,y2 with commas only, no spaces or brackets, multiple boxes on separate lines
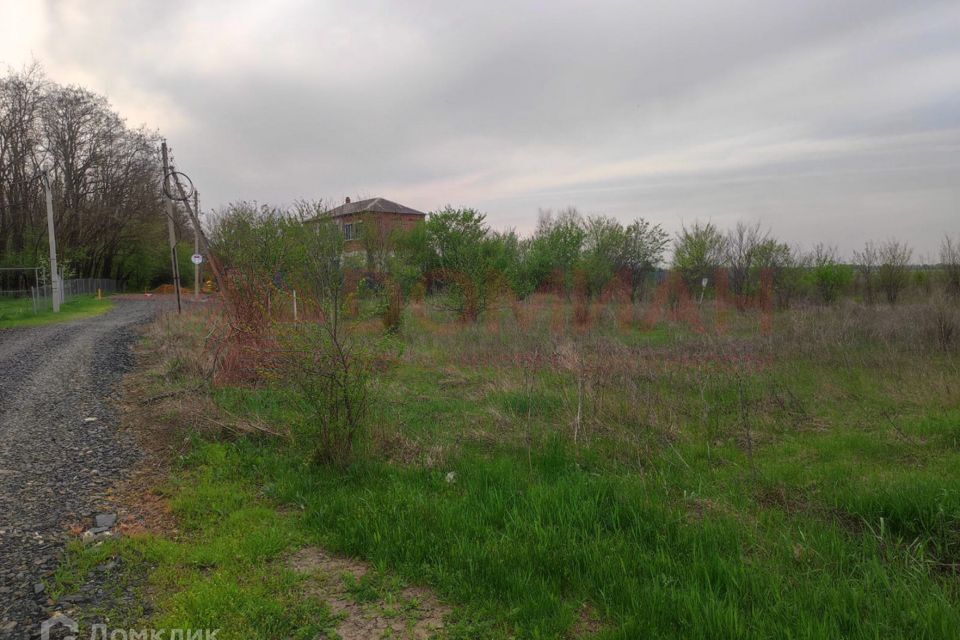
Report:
171,170,225,296
193,190,200,299
160,141,182,313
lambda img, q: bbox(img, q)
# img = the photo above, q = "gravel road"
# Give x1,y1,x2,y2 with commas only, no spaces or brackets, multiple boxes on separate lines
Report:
0,299,159,638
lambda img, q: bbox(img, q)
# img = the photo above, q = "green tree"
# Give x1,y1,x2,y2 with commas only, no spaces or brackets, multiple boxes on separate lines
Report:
580,216,625,298
522,208,586,296
672,221,726,290
619,218,669,302
492,229,528,299
390,221,433,294
423,206,508,321
208,201,312,281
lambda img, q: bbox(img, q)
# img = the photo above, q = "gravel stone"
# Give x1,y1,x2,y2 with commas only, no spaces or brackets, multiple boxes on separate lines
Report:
93,514,116,529
0,299,160,638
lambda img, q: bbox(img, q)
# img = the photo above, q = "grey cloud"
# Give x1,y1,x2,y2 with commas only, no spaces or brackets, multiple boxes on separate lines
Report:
11,0,960,255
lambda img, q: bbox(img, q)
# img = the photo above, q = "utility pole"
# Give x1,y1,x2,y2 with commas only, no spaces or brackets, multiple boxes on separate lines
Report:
160,141,182,313
194,190,200,299
170,170,225,296
41,168,61,313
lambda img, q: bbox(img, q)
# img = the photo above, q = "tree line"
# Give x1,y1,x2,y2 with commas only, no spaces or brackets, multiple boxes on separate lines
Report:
385,208,956,320
208,201,960,327
0,65,172,289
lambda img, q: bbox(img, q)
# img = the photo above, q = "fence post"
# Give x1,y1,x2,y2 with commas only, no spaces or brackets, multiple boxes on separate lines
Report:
293,289,298,321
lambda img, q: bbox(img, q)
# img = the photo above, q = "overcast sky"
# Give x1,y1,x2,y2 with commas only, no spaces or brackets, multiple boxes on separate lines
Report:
2,0,958,258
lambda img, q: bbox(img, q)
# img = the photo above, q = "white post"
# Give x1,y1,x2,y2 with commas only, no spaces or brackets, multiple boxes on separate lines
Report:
42,169,60,313
293,289,298,321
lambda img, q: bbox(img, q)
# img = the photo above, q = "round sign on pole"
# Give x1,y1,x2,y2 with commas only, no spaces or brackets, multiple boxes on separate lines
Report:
191,254,204,265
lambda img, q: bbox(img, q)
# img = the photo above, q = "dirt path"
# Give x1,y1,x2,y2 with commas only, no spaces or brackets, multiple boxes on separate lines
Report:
0,299,160,638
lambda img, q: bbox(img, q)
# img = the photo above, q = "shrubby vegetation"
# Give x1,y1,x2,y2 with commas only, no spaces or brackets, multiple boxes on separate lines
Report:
202,198,960,473
108,245,960,637
206,201,960,336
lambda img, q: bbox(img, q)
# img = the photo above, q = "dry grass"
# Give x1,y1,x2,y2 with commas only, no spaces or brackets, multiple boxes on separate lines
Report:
102,306,290,538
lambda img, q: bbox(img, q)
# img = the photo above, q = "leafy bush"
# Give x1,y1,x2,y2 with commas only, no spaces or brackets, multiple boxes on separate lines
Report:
809,263,853,303
380,280,403,334
806,245,852,304
275,322,385,466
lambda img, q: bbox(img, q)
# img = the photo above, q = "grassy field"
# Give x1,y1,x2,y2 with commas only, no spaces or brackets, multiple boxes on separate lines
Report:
56,297,960,638
0,295,113,329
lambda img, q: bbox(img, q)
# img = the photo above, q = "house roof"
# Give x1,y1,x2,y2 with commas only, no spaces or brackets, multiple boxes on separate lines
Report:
324,197,426,218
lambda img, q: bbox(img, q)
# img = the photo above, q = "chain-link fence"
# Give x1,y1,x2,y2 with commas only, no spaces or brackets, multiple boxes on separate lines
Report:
34,277,120,311
0,267,121,317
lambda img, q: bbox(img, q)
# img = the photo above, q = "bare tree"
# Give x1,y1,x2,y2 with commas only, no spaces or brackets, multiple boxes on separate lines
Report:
810,243,838,267
0,64,46,257
876,239,912,304
745,238,800,309
853,241,879,304
723,221,769,309
941,235,960,298
0,64,167,286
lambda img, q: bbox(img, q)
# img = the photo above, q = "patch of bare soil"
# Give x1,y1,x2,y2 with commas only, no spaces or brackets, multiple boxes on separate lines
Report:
95,467,177,539
288,547,450,640
566,602,605,638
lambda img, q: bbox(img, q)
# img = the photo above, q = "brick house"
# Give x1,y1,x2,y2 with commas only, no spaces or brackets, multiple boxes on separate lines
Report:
323,197,426,264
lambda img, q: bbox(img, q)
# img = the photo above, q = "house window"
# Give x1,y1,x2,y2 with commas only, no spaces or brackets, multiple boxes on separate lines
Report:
343,220,362,241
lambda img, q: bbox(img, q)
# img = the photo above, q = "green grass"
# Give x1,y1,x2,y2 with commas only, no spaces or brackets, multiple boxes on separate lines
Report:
57,305,960,638
0,295,113,328
49,460,338,639
83,422,955,637
183,431,955,639
209,343,960,637
114,360,960,637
